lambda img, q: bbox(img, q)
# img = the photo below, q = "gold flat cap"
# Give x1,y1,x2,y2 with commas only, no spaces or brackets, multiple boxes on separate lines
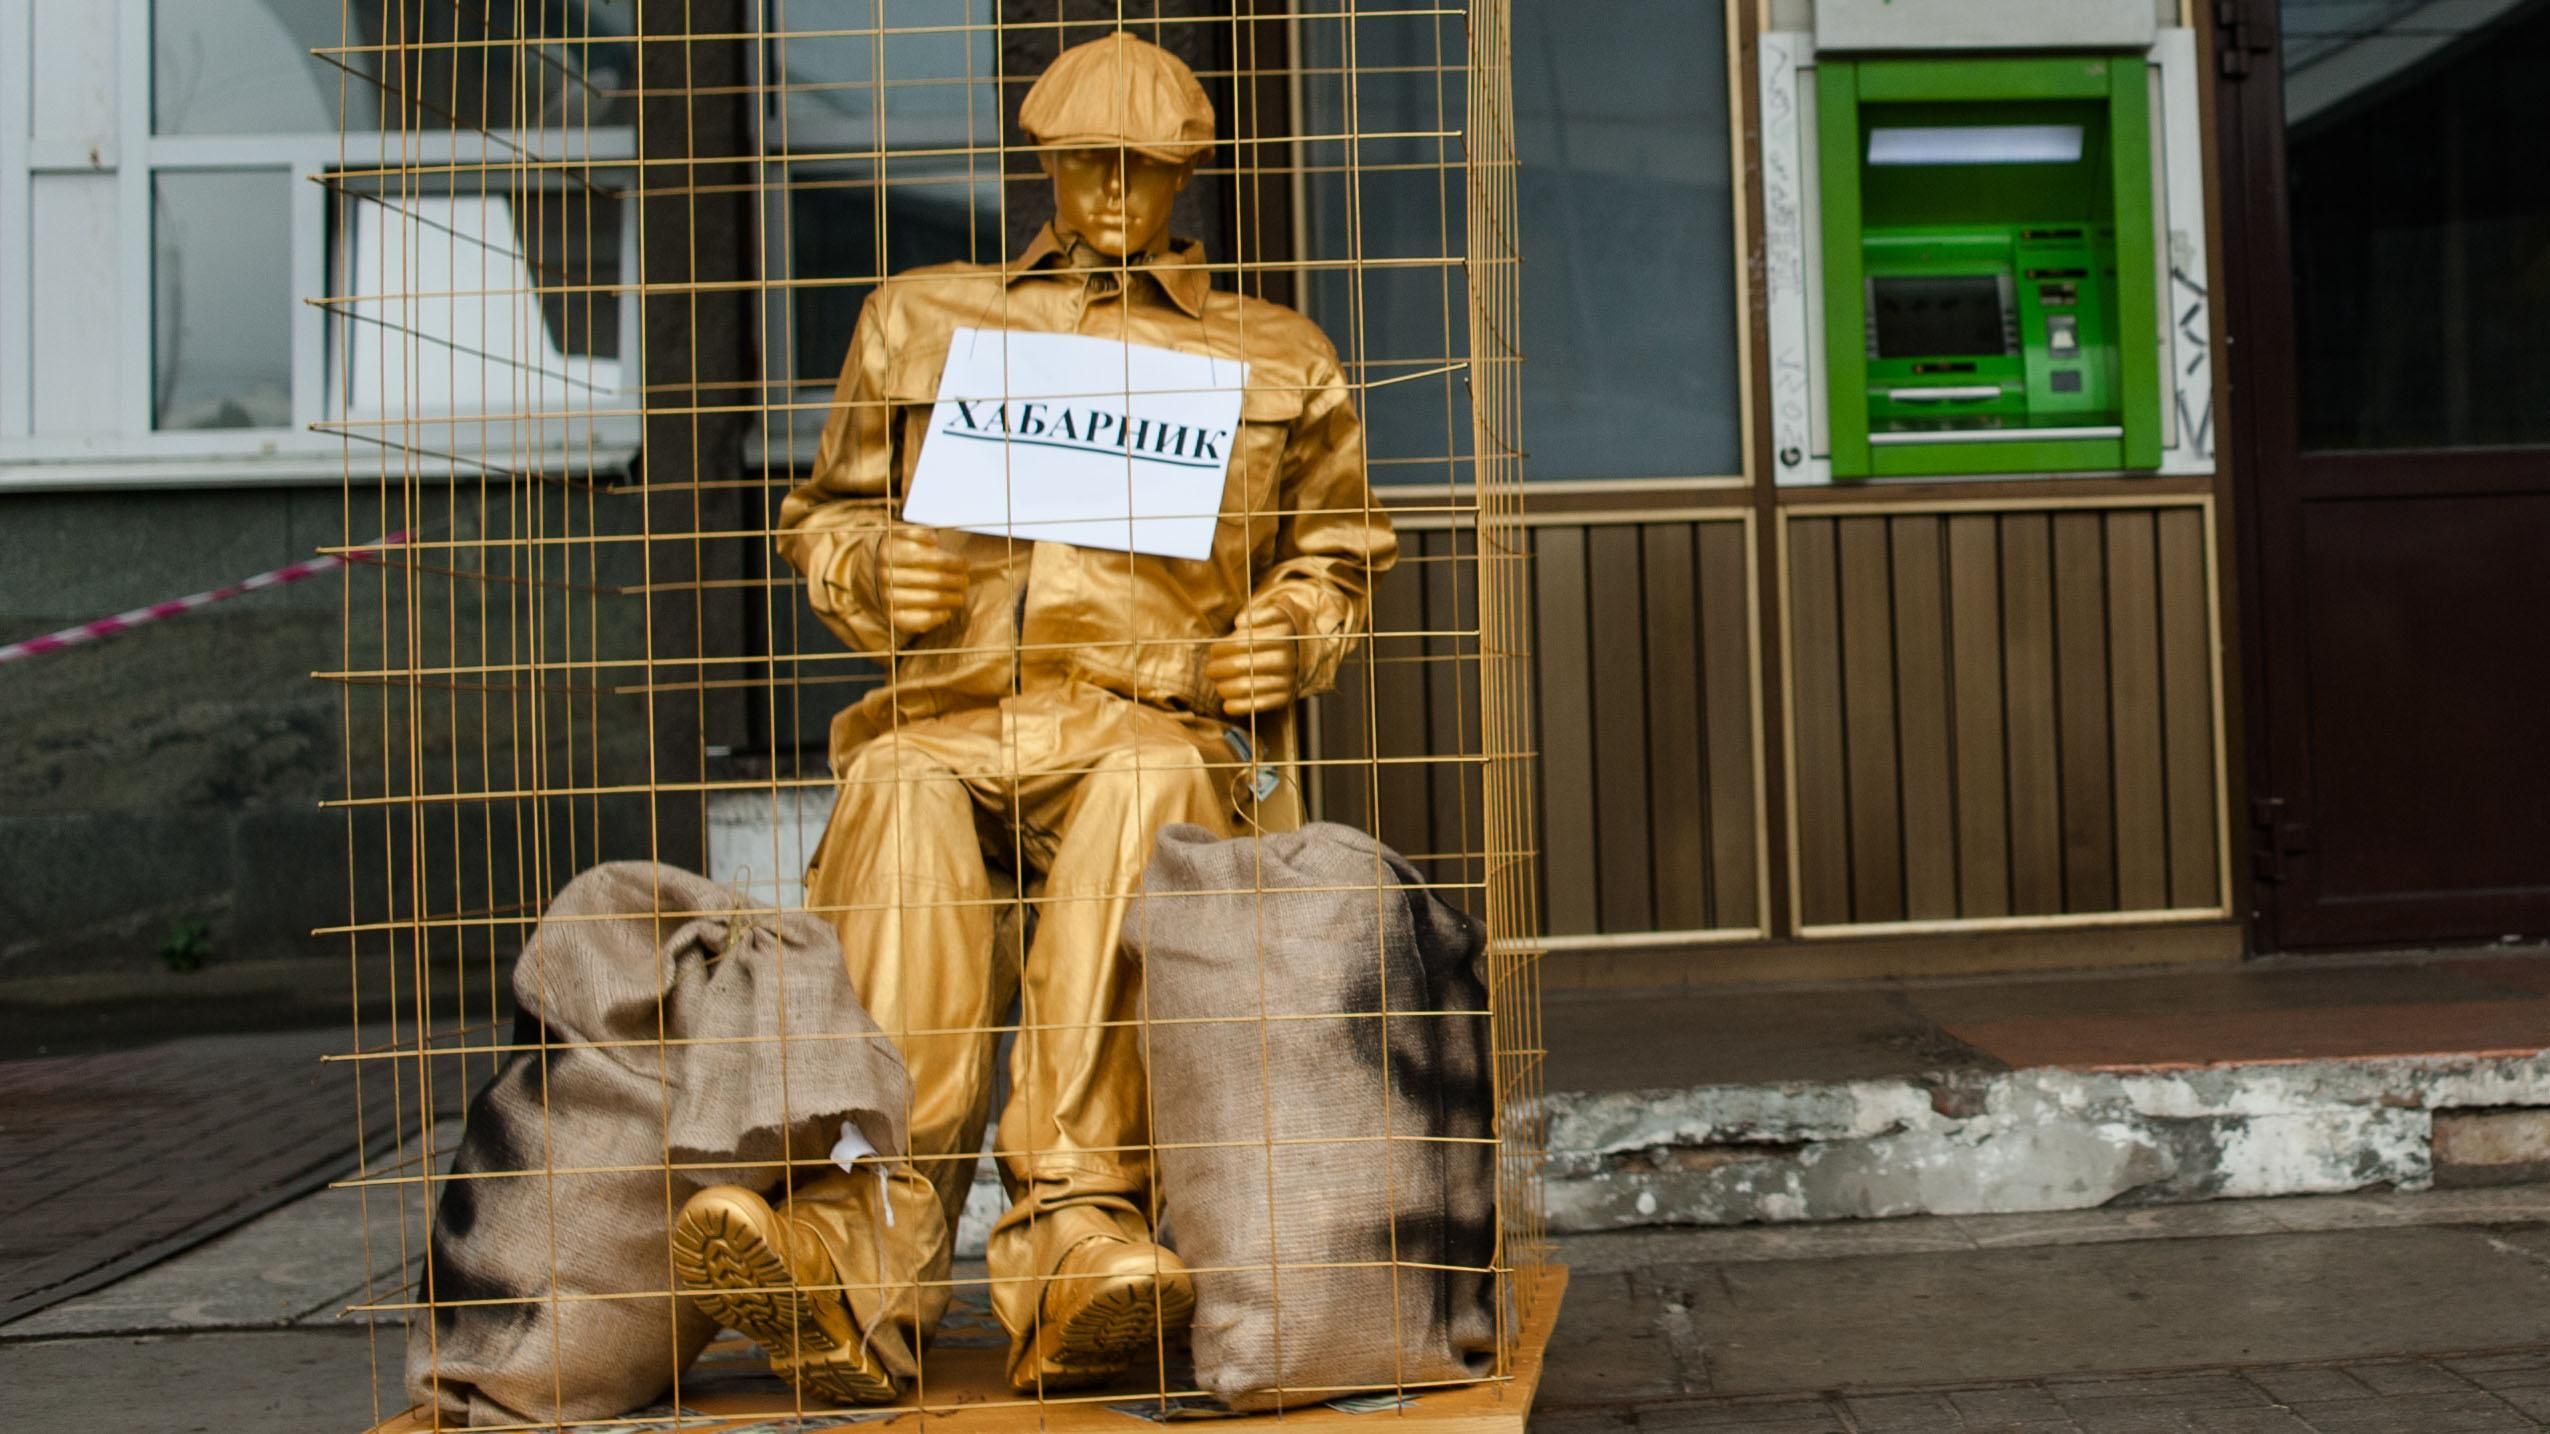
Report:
1019,33,1215,164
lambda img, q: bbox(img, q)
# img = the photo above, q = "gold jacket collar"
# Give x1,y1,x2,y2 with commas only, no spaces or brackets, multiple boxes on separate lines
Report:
1009,224,1212,319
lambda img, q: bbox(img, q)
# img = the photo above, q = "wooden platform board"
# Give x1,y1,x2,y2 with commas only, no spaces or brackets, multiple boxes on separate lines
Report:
373,1265,1565,1434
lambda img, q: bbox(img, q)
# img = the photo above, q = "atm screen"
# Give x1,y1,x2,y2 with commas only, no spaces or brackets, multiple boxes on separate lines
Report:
1870,275,2010,359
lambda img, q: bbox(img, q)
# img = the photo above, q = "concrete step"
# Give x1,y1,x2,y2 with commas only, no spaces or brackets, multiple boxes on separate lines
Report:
1540,955,2550,1232
1544,1049,2550,1231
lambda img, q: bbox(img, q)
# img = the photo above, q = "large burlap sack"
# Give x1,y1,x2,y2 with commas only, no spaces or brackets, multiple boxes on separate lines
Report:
405,861,911,1428
1129,823,1497,1410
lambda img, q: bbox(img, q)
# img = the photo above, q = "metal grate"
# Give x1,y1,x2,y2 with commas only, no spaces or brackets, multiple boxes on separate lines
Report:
320,3,1538,1426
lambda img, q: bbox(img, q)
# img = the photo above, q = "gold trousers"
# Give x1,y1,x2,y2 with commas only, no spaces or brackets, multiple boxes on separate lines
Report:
805,682,1234,1374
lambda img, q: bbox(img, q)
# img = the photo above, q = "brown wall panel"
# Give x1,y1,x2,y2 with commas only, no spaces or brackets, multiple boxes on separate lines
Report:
2053,513,2117,911
1588,527,1655,929
1315,652,1374,835
1533,528,1600,936
1371,541,1434,865
1641,525,1710,931
2106,514,2169,910
1330,501,2215,947
1838,518,1905,922
2001,515,2065,915
1697,522,1760,930
1946,515,2011,916
1335,517,1764,941
1891,518,1958,920
2158,508,2221,910
1424,529,1485,887
1785,503,2222,932
1789,520,1852,925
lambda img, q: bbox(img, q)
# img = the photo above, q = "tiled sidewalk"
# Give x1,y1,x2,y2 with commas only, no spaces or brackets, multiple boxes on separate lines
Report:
11,1179,2550,1431
0,1024,456,1324
1532,1193,2550,1433
1538,1356,2550,1432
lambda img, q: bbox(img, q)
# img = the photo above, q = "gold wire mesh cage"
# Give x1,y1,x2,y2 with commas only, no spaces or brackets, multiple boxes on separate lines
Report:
323,3,1545,1429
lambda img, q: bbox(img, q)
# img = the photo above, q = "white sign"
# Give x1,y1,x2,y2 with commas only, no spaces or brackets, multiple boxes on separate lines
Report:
900,327,1249,562
1814,0,2155,52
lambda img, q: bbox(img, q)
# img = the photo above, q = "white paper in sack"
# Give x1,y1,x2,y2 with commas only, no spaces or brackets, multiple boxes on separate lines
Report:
899,327,1248,561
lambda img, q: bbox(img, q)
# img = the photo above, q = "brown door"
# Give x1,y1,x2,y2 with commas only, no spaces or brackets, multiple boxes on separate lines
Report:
2220,0,2550,949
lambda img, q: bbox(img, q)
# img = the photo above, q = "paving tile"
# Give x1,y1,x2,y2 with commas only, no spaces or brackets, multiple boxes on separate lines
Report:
2444,1352,2550,1389
2256,1187,2550,1233
1947,1386,2073,1424
2182,1411,2315,1433
1840,1391,1963,1429
2068,1413,2194,1433
1957,1202,2292,1251
1634,1398,1844,1432
2,1187,415,1337
2284,1390,2535,1432
2050,1374,2271,1415
1562,1220,1976,1274
2238,1368,2370,1405
1537,1269,1701,1408
2488,1384,2550,1420
2342,1359,2473,1395
0,1024,454,1326
1705,1228,2550,1394
0,1326,395,1431
1530,1407,1640,1434
1632,1408,1856,1418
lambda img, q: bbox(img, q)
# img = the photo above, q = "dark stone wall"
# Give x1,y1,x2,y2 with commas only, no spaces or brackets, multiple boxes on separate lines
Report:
1,487,358,976
0,483,666,981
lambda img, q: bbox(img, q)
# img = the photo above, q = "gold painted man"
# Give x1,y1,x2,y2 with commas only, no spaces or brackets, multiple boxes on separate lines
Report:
670,33,1397,1402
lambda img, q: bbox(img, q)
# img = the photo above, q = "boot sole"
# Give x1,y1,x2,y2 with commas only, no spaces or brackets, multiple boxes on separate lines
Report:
1035,1268,1198,1390
669,1198,897,1406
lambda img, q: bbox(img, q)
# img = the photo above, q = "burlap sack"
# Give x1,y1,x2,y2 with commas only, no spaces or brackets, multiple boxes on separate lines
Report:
1128,823,1497,1411
405,861,911,1428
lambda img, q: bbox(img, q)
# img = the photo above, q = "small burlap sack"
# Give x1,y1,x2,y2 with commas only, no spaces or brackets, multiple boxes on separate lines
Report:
405,861,911,1428
1129,823,1497,1411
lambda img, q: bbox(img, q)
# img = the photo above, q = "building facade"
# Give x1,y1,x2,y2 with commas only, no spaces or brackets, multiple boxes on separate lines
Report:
2,0,2543,977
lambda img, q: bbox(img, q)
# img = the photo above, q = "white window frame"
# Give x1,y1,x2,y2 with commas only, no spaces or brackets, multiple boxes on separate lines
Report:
0,0,641,490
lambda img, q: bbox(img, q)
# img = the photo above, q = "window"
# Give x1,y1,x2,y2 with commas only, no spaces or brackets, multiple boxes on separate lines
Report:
2283,0,2550,449
155,170,297,431
0,1,638,481
1297,0,1745,484
1297,0,1476,488
335,189,627,424
757,0,1005,456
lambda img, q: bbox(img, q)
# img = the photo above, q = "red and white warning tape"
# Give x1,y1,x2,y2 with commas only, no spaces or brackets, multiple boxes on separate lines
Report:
0,532,411,668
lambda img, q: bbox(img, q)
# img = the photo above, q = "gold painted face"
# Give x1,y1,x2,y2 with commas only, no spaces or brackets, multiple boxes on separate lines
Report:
1042,148,1194,259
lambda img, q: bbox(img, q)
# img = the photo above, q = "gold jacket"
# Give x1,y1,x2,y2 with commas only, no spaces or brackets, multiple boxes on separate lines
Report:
778,227,1398,757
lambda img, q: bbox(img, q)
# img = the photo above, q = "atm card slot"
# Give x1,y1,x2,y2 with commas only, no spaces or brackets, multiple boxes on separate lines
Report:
1872,424,2125,446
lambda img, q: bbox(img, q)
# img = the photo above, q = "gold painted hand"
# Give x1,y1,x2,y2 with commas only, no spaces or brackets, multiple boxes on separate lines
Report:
877,525,968,637
1206,602,1301,716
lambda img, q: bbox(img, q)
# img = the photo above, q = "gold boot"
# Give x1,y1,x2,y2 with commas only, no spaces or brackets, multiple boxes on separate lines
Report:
1015,1236,1196,1392
670,1173,944,1405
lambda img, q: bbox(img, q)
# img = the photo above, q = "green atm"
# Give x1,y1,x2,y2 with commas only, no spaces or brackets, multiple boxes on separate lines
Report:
1819,57,2160,478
